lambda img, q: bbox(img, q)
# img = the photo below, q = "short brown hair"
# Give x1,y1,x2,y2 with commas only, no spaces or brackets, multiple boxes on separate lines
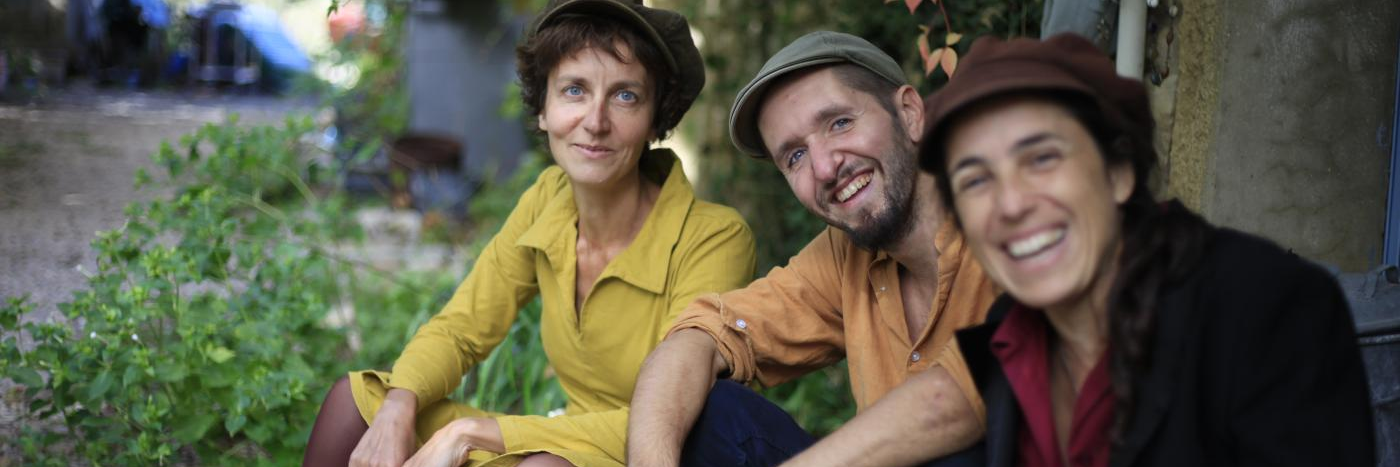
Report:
516,13,682,140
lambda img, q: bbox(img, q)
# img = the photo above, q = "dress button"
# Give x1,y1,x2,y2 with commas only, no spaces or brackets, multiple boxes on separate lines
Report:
735,319,748,330
911,351,921,362
879,286,887,292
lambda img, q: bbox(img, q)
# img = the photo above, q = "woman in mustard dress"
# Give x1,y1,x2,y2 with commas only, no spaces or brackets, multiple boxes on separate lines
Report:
301,1,754,466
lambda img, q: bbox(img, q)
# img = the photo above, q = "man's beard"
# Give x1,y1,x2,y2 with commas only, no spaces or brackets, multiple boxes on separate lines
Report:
828,139,919,251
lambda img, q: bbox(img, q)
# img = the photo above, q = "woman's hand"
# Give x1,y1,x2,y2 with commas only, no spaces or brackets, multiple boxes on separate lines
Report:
350,388,419,467
402,418,506,467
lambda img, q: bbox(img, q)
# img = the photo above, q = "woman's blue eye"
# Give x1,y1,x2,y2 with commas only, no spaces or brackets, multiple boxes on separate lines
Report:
617,90,637,102
564,85,583,96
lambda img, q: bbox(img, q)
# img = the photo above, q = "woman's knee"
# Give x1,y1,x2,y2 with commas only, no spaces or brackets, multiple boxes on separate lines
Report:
325,375,357,410
516,453,573,467
330,375,352,396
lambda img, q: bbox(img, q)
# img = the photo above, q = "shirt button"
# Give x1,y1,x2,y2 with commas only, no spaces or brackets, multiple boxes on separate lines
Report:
879,286,887,292
911,351,922,362
735,319,748,330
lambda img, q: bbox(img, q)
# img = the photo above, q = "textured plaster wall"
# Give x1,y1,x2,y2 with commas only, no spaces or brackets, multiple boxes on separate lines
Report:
1180,0,1398,271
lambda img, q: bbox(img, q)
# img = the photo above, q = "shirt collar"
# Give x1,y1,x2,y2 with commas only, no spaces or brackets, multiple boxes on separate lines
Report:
867,214,965,273
608,149,694,294
989,302,1045,361
515,149,695,295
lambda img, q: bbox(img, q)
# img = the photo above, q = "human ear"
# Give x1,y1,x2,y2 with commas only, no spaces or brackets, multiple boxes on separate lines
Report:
1109,161,1135,204
896,85,924,144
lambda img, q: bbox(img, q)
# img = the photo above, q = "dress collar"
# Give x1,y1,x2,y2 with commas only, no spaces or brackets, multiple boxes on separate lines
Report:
515,149,695,295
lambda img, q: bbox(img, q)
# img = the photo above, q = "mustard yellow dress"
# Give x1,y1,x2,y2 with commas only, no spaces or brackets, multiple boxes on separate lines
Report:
348,150,756,467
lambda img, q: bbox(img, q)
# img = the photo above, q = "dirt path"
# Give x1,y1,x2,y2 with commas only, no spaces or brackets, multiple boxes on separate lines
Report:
0,85,313,322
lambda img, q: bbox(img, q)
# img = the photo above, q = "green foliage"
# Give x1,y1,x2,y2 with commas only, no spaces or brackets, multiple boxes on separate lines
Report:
0,115,459,465
3,116,345,465
0,112,567,464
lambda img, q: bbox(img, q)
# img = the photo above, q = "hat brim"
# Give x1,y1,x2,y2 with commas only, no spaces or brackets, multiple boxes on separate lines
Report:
919,60,1099,172
728,56,850,160
532,0,679,73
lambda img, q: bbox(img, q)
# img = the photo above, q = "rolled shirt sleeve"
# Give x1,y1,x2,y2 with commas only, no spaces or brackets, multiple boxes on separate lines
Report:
669,228,848,388
669,222,997,416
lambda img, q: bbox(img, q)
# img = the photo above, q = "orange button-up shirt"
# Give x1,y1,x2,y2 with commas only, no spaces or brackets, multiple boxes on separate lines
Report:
670,220,998,418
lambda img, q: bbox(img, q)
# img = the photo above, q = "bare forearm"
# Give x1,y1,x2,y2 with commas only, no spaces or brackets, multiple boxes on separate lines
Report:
351,388,421,467
384,388,419,411
627,329,728,467
780,367,981,467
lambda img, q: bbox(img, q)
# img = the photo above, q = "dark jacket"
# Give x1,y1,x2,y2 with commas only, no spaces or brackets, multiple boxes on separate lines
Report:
957,227,1375,467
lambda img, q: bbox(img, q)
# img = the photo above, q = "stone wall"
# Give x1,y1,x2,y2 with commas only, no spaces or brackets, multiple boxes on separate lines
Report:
1168,0,1399,272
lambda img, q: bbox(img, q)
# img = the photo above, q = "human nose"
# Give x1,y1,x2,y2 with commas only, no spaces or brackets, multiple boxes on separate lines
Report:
809,144,845,184
994,175,1034,221
582,97,611,135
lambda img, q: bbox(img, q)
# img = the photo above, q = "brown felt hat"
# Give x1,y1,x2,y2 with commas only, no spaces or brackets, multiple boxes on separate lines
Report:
918,33,1153,173
531,0,705,119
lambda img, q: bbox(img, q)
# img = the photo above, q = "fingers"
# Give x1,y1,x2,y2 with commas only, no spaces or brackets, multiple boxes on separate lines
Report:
401,426,473,467
349,414,416,467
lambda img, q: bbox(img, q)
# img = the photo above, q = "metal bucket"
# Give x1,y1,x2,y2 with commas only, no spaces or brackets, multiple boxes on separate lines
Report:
1339,266,1400,466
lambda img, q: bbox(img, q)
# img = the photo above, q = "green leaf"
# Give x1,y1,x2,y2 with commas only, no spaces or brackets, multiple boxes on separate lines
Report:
171,412,218,443
9,366,44,388
244,422,274,444
85,371,114,401
152,360,188,383
208,346,235,364
122,364,144,387
224,413,247,435
202,364,238,388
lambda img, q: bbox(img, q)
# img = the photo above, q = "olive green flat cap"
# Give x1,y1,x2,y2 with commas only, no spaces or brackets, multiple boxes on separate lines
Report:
729,31,907,158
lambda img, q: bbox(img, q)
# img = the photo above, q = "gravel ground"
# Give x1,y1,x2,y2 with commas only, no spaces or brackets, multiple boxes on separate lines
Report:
0,85,312,322
0,84,313,463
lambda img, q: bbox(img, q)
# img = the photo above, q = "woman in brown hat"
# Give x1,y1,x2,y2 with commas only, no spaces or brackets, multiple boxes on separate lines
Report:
919,34,1373,466
302,2,753,467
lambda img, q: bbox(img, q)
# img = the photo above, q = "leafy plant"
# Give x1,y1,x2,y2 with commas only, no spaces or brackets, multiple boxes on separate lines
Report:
2,116,346,465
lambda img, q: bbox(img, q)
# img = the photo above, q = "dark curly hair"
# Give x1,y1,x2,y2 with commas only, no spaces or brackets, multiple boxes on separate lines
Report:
516,13,683,141
923,90,1211,446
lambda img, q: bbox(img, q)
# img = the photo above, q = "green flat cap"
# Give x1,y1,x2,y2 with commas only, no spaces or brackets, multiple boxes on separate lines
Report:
729,31,907,158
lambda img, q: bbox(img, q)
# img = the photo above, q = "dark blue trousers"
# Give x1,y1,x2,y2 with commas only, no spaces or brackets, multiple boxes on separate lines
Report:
679,380,986,467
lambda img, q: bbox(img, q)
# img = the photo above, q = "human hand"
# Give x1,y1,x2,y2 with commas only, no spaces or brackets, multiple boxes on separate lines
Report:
349,389,418,467
402,418,504,467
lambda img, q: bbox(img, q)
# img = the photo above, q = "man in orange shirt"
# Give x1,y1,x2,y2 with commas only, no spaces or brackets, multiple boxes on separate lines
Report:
627,31,998,467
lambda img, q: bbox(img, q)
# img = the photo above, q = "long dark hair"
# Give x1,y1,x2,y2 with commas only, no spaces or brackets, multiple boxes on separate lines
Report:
1068,93,1210,444
926,90,1212,444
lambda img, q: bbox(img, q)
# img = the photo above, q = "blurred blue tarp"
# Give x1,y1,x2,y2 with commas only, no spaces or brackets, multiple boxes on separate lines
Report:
190,2,310,73
129,0,170,28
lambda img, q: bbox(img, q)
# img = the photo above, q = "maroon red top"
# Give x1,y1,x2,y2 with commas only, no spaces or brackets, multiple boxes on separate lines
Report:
990,304,1115,467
